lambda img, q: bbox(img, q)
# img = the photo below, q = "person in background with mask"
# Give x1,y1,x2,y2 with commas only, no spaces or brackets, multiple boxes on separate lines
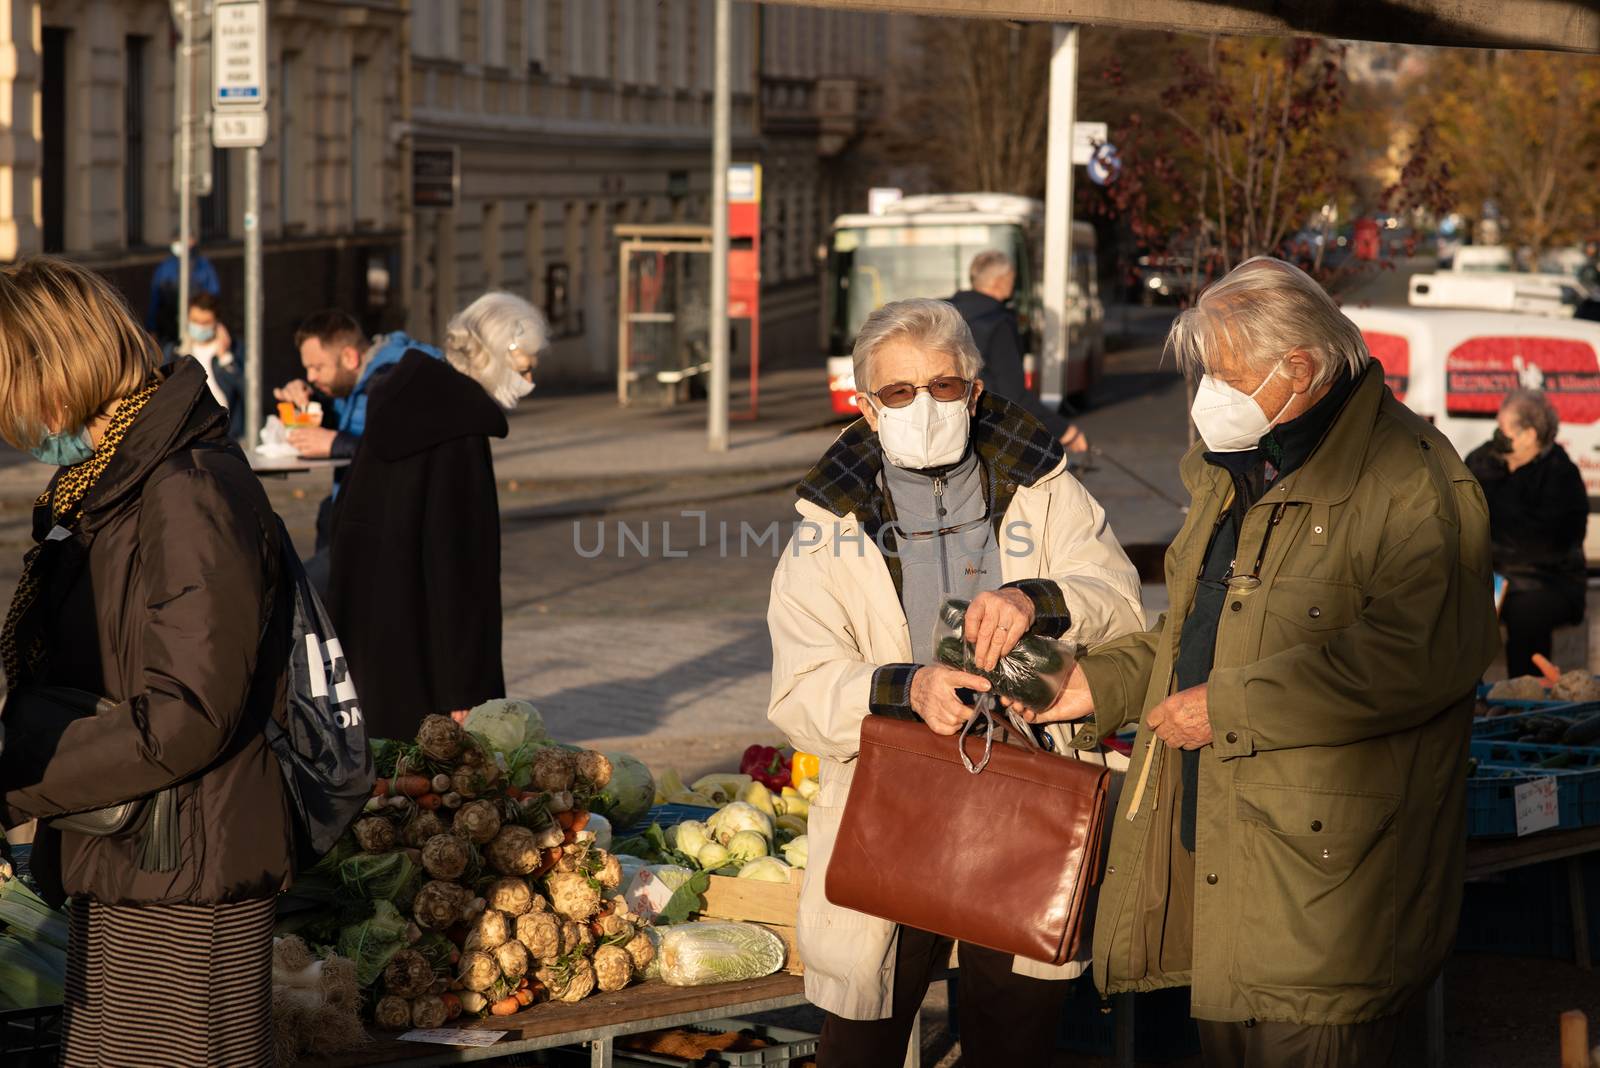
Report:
1019,257,1497,1068
185,291,244,438
1465,390,1588,677
766,297,1144,1066
324,292,544,741
145,237,221,359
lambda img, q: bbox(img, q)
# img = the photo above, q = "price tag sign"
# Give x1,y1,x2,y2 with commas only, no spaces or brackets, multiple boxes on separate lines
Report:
399,1029,507,1048
1514,776,1559,837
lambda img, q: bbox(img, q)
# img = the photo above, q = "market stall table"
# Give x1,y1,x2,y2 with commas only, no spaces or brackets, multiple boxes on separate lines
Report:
249,455,350,478
299,975,810,1068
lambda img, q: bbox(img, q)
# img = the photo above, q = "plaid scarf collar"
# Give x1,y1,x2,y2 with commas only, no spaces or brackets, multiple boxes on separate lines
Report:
796,391,1066,595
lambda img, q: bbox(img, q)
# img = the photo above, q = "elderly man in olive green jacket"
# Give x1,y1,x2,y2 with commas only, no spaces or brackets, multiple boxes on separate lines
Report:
1018,257,1499,1067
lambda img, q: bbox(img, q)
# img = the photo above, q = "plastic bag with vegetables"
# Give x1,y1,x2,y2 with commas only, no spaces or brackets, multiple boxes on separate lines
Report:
658,922,786,986
933,598,1076,710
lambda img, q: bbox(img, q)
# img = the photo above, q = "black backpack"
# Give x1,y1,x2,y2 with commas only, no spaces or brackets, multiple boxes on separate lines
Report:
266,517,374,857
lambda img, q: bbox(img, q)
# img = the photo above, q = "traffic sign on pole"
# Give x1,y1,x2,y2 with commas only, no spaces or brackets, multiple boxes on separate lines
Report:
1071,121,1107,166
214,110,267,148
1087,142,1122,186
213,1,267,109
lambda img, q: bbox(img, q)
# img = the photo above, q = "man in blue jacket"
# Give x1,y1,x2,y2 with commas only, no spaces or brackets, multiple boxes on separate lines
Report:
276,310,443,573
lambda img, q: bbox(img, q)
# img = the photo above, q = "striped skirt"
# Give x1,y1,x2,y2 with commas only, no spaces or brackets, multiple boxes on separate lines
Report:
62,896,275,1068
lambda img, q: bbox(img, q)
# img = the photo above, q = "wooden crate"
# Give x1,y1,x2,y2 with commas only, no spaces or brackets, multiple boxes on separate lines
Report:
695,869,805,976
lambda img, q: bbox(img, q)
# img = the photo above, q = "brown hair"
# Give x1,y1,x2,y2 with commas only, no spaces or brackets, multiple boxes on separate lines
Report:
293,309,367,355
0,257,157,449
189,290,222,315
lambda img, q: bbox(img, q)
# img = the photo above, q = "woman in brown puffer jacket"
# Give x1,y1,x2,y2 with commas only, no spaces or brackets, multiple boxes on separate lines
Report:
0,258,295,1068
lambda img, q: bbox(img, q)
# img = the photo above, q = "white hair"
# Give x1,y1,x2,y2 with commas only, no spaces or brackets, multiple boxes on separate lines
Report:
444,291,549,393
852,298,983,393
1503,388,1559,446
969,249,1014,289
1166,256,1369,390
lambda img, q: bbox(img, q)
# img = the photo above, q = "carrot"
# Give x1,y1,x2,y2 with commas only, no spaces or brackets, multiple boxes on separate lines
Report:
569,811,591,833
514,988,534,1007
440,993,462,1020
517,977,529,990
555,811,576,830
392,775,432,798
416,793,444,810
1533,653,1563,686
490,995,521,1016
534,848,562,877
372,778,390,798
503,787,525,802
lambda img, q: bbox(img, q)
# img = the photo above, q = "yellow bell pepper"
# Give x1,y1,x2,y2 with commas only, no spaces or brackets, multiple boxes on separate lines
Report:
791,752,820,788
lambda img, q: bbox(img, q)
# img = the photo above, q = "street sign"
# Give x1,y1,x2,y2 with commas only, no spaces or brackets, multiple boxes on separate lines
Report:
1087,142,1121,186
413,146,460,208
1071,121,1108,166
728,163,759,204
214,109,268,148
213,1,267,108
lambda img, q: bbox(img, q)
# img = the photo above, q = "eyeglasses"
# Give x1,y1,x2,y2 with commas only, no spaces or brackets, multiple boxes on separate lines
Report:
867,376,972,409
895,514,991,542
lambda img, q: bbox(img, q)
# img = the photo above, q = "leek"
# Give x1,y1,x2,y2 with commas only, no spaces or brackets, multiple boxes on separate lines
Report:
0,879,69,952
0,934,65,1009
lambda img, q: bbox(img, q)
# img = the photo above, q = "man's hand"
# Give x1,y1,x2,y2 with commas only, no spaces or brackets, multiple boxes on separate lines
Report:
1147,684,1213,749
1061,425,1090,453
1007,662,1095,725
288,426,338,459
274,379,312,407
214,321,233,357
910,664,990,736
963,588,1035,672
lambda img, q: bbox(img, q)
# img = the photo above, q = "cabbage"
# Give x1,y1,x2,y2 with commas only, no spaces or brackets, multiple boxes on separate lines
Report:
707,802,773,845
674,820,711,859
696,842,731,869
659,922,786,986
462,698,549,755
736,857,791,882
591,753,656,831
726,831,768,862
780,836,808,869
336,900,410,989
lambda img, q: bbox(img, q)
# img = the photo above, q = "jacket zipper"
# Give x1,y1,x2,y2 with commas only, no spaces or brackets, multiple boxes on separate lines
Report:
933,476,950,598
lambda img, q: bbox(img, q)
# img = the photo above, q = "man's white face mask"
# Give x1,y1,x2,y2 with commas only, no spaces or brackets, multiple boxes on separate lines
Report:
872,390,971,470
1189,358,1294,452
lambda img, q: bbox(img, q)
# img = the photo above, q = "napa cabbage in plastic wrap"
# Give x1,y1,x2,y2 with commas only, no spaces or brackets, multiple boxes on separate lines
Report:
658,922,786,986
933,598,1075,710
462,698,549,756
590,753,656,831
335,900,410,988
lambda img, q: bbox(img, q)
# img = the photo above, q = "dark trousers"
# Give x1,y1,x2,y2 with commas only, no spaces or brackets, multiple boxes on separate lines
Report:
1197,1015,1400,1068
1503,587,1583,677
818,926,1070,1068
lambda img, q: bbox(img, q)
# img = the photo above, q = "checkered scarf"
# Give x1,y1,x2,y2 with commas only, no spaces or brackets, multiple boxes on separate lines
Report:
796,391,1065,596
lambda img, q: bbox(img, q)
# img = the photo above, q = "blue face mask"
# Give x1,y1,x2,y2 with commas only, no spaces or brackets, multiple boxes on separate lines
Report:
31,427,95,467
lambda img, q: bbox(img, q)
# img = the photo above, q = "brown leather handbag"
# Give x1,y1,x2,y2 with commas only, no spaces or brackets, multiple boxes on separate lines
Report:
825,701,1110,965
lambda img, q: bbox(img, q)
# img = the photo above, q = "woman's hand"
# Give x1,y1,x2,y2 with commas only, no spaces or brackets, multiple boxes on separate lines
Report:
911,664,990,736
963,589,1035,672
1005,663,1096,725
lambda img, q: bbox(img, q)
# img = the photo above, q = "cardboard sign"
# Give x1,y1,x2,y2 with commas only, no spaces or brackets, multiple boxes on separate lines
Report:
1514,776,1560,837
400,1029,507,1047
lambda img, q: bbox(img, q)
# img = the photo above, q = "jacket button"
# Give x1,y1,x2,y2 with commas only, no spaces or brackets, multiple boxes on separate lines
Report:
1107,865,1116,876
1225,731,1238,744
1420,439,1432,450
1206,873,1218,885
1308,606,1322,619
1230,601,1242,612
1313,525,1324,535
1311,820,1323,832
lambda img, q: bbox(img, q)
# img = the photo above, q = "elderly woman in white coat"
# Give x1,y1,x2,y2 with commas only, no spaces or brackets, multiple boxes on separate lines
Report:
767,297,1144,1066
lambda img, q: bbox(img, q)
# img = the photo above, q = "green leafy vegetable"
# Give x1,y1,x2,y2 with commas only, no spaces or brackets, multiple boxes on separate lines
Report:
656,869,712,927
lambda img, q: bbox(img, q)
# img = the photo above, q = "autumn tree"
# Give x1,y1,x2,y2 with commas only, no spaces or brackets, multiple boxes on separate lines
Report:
1410,50,1600,259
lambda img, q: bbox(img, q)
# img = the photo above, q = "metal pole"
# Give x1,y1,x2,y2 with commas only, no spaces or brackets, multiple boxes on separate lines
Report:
176,1,196,356
707,0,731,453
1040,23,1078,410
244,145,263,449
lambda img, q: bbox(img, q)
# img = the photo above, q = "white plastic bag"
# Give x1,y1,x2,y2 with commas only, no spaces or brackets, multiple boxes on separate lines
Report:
658,922,786,986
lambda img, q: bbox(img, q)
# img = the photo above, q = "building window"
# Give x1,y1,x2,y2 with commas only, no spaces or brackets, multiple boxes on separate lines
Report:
668,2,689,90
565,0,607,78
124,35,147,248
198,145,230,241
483,201,503,289
413,0,460,62
41,27,68,253
277,50,300,233
350,59,368,228
482,0,507,68
523,0,548,73
525,201,545,304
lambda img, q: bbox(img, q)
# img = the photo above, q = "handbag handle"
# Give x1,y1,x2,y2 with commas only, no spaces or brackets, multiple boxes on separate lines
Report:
958,695,1045,774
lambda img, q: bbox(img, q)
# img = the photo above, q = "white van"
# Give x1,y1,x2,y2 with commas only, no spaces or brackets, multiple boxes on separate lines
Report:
1408,271,1586,318
1343,306,1600,560
1451,245,1514,272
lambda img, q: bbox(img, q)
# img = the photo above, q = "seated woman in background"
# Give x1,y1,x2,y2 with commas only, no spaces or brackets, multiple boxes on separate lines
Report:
1466,389,1590,676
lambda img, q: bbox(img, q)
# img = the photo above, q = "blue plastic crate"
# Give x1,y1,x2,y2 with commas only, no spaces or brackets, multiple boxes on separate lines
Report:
641,803,720,831
1472,702,1600,740
1467,740,1600,836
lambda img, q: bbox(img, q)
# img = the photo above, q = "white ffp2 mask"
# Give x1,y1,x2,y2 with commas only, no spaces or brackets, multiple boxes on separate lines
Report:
490,366,535,409
1189,362,1292,452
874,391,971,470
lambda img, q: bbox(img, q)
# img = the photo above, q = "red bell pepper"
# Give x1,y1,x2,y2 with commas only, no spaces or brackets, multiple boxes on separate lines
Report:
740,744,792,792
